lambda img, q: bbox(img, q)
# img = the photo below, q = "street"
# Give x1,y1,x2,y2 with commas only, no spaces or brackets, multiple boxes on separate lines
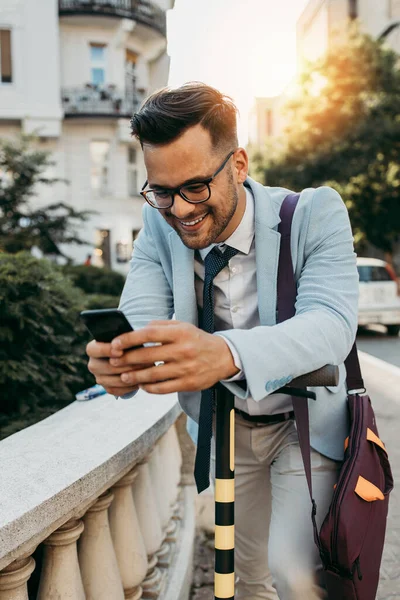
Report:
357,326,400,368
357,349,400,600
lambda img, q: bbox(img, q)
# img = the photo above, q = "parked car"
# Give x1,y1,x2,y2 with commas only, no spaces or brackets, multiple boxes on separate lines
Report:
357,257,400,336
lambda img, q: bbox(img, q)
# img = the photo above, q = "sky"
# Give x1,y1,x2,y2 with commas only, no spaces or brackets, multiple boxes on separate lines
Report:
167,0,310,144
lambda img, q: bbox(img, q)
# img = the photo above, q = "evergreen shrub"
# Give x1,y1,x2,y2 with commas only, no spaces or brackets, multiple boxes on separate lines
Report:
84,294,120,310
61,264,125,296
0,253,94,418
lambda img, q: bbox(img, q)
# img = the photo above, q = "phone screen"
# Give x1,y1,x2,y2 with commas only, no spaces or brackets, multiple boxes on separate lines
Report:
80,309,133,343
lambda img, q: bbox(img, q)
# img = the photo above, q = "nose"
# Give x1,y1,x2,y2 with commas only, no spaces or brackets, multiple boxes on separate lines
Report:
169,192,193,220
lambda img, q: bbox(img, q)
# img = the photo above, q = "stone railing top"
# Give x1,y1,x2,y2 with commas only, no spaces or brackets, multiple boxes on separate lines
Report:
0,390,181,570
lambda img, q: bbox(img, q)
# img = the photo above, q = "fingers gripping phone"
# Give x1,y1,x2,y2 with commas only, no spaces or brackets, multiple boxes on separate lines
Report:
80,308,134,343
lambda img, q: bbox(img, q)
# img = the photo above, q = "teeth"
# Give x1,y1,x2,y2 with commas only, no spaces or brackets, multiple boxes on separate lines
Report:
180,215,206,226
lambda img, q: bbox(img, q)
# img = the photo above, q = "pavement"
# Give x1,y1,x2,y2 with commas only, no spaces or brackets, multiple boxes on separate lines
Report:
190,351,400,600
356,325,400,368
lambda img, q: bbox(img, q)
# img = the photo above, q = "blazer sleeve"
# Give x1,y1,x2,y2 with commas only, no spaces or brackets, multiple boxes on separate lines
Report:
118,205,174,328
219,186,359,402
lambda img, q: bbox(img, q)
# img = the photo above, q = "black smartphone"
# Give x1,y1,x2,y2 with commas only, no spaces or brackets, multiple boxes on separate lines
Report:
80,308,134,343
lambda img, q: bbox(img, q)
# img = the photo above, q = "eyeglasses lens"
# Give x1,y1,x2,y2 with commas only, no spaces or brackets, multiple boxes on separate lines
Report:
147,183,210,208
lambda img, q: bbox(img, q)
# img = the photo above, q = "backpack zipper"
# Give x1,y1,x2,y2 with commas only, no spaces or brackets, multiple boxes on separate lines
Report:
330,396,364,567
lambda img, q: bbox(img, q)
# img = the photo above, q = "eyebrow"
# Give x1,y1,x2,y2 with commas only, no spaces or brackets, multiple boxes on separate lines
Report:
148,172,211,190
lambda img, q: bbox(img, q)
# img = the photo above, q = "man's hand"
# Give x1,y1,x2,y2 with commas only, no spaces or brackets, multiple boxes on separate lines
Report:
86,340,153,396
108,320,239,395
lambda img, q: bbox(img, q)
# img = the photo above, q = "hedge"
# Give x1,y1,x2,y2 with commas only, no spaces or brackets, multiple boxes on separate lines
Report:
0,253,95,419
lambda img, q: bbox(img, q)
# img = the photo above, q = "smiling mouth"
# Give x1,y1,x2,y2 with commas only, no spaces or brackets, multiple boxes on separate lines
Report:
179,214,207,226
175,213,209,232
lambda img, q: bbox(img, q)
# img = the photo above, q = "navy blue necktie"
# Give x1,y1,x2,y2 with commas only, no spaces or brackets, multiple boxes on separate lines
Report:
194,245,239,493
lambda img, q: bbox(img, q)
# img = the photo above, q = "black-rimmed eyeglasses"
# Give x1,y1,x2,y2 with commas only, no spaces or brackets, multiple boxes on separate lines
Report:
140,150,235,209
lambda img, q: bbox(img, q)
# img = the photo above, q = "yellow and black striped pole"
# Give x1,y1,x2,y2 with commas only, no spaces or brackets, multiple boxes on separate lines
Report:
214,385,235,599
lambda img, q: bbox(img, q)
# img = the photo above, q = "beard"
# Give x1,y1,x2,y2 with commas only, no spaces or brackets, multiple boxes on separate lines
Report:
164,170,239,250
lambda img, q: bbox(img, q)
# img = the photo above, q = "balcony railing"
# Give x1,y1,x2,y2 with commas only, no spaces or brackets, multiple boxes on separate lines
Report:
62,85,142,118
0,390,196,599
59,0,167,36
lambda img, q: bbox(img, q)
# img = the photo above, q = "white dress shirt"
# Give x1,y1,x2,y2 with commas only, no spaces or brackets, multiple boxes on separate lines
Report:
194,187,293,416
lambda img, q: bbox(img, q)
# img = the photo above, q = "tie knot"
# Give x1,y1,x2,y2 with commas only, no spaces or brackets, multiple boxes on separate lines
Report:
204,245,239,281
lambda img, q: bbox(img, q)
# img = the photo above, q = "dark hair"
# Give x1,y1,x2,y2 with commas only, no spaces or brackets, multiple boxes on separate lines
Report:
130,82,238,152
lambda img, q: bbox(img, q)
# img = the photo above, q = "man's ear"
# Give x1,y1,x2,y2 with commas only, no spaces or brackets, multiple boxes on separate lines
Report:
234,148,248,184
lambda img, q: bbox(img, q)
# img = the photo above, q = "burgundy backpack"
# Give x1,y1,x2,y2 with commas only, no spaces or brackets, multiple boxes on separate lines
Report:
277,193,394,599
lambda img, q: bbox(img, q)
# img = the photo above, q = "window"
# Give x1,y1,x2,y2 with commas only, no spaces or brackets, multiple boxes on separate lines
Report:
126,49,138,70
357,266,392,282
90,43,106,86
127,146,138,196
116,239,131,263
90,141,110,194
348,0,358,19
125,49,138,101
265,109,273,137
94,229,111,268
0,29,12,83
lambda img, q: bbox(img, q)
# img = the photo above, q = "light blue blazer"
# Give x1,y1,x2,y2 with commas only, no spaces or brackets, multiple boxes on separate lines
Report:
119,177,359,461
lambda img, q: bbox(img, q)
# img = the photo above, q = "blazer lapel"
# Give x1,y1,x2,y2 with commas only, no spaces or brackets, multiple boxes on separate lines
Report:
169,231,198,325
245,178,282,326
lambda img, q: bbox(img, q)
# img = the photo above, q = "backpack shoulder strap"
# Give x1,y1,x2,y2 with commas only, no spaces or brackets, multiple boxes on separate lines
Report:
277,190,364,545
277,192,364,391
277,192,320,549
277,193,299,322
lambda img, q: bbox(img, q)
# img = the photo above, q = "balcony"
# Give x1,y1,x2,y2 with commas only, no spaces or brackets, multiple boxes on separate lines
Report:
59,0,167,36
0,391,196,599
62,85,143,118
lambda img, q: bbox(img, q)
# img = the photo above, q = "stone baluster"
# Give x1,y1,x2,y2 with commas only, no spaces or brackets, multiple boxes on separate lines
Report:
109,469,148,600
156,429,181,545
174,413,196,487
160,426,182,508
169,424,183,483
169,424,185,521
131,460,165,599
79,491,124,600
0,556,35,600
157,433,175,511
147,445,172,568
148,444,172,532
36,519,85,599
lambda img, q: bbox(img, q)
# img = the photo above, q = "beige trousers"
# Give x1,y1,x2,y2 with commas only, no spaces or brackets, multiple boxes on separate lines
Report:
211,413,341,600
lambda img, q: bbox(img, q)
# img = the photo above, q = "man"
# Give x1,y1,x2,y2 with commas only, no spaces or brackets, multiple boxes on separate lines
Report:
86,82,359,599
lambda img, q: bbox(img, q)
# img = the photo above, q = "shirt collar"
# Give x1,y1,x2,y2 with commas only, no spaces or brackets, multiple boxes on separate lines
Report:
199,186,255,260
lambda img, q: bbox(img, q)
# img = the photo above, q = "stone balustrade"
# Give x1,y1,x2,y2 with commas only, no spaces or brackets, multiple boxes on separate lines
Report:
0,390,196,600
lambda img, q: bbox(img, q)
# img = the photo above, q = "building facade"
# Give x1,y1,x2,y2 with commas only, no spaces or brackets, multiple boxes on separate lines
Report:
297,0,400,69
249,0,400,149
248,96,284,151
0,0,174,272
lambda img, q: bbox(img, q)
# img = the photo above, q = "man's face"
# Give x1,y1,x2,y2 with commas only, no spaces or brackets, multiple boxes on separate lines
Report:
142,124,248,250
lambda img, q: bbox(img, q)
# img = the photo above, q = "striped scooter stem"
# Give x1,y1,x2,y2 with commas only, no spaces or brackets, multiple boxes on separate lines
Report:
214,385,235,600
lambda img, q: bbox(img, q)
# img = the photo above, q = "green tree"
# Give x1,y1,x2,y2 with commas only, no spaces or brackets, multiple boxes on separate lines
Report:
0,135,93,258
252,27,400,258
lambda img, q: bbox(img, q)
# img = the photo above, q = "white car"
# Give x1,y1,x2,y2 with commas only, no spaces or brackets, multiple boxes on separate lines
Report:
357,257,400,336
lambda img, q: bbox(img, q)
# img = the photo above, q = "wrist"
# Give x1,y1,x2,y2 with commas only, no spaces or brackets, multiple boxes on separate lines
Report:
214,334,240,380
